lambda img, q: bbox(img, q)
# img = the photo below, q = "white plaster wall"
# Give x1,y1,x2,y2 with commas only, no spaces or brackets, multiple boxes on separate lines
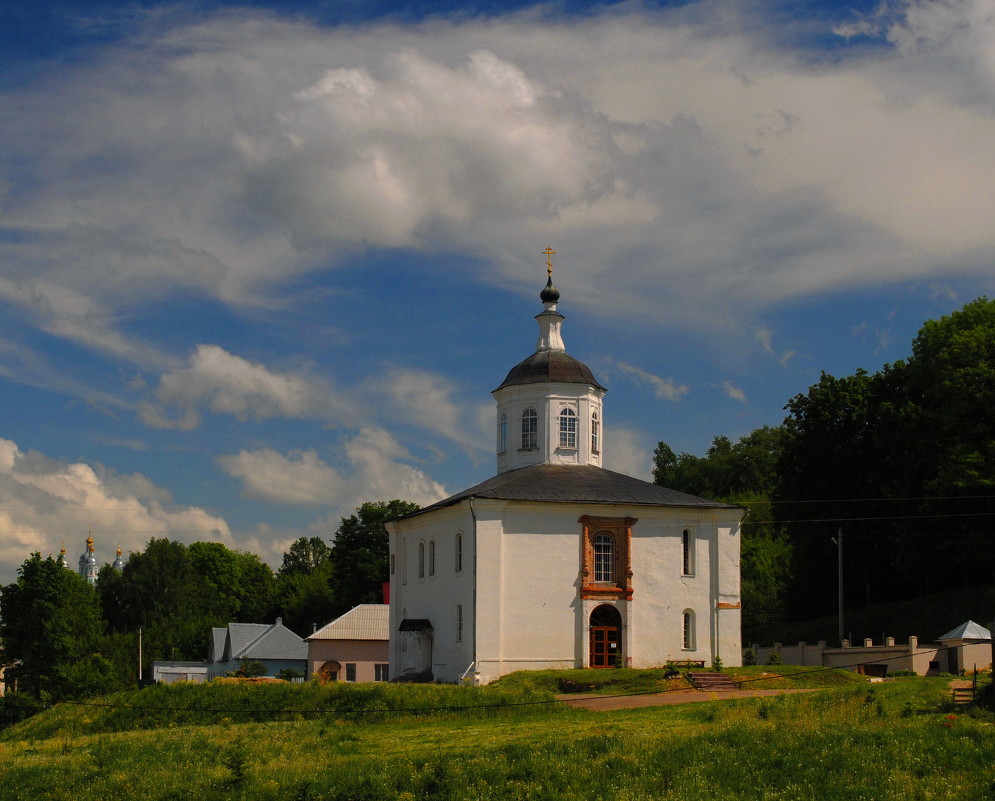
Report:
387,505,475,682
493,382,604,473
391,498,742,684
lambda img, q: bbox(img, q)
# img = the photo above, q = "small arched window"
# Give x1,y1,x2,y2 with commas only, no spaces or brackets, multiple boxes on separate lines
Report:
591,410,600,453
521,408,538,449
559,407,577,448
682,529,695,576
428,540,436,576
456,604,463,643
418,542,425,578
682,609,696,650
499,412,508,453
401,538,408,585
593,532,615,583
455,532,463,573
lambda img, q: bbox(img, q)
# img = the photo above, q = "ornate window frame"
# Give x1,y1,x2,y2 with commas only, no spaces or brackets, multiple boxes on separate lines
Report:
579,515,636,600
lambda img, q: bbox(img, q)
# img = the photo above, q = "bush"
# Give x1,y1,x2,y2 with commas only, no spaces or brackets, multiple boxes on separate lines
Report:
891,670,917,678
228,658,267,678
765,651,782,666
742,649,757,666
278,668,305,682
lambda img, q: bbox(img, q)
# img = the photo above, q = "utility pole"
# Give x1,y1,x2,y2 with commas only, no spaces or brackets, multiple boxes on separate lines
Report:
830,528,843,644
137,627,143,684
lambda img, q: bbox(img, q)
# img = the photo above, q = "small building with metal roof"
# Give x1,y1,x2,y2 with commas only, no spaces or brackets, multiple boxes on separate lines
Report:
305,604,389,683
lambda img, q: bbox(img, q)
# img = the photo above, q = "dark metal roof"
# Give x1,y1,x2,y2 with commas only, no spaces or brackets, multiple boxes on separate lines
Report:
401,464,736,519
495,350,607,392
398,619,434,632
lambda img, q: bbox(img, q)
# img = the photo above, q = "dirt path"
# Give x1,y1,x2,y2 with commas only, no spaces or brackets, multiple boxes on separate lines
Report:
557,687,820,711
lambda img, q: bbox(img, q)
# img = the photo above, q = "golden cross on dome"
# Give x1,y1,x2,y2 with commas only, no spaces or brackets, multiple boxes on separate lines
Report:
542,246,556,277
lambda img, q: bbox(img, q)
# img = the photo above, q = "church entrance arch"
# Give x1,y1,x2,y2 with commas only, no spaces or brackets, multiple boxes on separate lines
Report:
589,604,622,668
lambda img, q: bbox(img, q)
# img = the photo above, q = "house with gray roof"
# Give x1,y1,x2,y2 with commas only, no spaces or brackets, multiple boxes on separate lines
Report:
207,617,307,679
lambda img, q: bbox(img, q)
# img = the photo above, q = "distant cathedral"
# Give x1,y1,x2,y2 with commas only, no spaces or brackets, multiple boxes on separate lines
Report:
56,533,125,584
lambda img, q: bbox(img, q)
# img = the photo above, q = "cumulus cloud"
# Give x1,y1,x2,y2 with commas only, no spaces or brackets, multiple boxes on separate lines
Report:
0,437,231,583
380,368,464,442
605,425,654,481
217,428,448,509
3,0,995,364
141,344,356,429
615,361,689,401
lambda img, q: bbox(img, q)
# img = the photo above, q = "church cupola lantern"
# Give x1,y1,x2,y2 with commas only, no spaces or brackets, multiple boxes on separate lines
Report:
78,531,99,585
492,247,606,474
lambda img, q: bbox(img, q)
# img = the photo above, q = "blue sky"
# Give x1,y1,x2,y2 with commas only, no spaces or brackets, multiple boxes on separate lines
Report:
2,0,994,581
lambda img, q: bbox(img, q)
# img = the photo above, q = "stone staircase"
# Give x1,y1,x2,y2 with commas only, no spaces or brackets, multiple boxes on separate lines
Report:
688,671,739,692
951,686,975,705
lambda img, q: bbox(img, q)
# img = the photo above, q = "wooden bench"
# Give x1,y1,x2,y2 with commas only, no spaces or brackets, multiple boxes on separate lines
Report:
669,660,706,669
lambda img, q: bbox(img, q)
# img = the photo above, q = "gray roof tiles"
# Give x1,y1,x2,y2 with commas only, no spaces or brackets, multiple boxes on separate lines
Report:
403,464,736,519
494,350,607,392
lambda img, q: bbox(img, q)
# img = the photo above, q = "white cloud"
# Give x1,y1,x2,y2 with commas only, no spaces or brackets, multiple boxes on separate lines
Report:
756,327,775,354
217,428,448,510
1,0,993,359
380,368,464,442
0,437,231,584
756,325,795,366
721,380,747,402
615,361,689,401
216,448,345,505
141,345,356,429
604,425,654,481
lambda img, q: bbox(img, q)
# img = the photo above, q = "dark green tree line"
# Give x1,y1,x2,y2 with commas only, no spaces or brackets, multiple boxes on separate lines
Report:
656,297,995,633
1,500,418,701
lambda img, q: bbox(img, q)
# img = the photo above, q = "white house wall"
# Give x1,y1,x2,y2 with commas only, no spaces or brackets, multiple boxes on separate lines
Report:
388,505,476,682
390,499,742,685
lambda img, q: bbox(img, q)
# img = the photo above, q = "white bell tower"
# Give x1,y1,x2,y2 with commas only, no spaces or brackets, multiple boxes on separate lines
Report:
492,248,606,474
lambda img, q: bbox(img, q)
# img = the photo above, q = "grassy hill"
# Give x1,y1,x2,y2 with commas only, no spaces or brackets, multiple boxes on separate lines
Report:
0,674,991,800
746,583,995,647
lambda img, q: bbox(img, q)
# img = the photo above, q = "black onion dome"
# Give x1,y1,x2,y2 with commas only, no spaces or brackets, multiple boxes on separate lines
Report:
540,275,560,303
495,350,606,391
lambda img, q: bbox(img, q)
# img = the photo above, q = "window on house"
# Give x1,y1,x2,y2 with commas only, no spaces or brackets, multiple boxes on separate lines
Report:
345,663,357,682
455,532,463,573
499,412,507,453
593,532,615,583
682,610,695,650
374,664,389,682
418,542,425,578
591,410,600,453
559,407,577,448
456,604,463,643
521,408,538,449
429,540,435,576
682,529,695,576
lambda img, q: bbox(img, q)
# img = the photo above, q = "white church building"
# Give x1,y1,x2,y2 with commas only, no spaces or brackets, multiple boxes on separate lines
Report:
386,258,743,684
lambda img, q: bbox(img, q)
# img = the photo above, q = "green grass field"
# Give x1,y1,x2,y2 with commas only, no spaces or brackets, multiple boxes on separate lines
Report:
0,673,991,800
